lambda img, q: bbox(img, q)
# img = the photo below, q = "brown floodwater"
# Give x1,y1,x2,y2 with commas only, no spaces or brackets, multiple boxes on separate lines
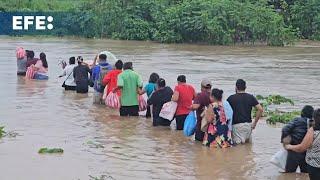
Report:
0,36,319,180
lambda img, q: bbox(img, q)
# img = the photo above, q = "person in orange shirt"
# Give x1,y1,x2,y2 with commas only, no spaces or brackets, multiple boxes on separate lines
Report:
102,60,123,96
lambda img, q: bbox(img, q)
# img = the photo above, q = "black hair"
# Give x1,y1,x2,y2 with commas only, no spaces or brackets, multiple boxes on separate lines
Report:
123,62,133,70
301,105,314,119
69,57,75,65
77,56,83,65
149,73,160,83
202,84,212,89
26,50,34,59
157,78,166,88
236,79,246,91
211,88,223,101
313,109,320,130
115,60,123,70
40,52,48,68
25,50,30,56
177,75,186,83
99,54,107,61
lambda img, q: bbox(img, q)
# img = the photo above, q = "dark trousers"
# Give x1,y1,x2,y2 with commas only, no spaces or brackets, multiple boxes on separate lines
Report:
146,105,151,118
153,117,171,126
17,72,26,76
120,106,139,116
76,81,88,93
308,164,320,180
195,129,205,141
285,150,307,173
65,85,76,91
175,114,188,130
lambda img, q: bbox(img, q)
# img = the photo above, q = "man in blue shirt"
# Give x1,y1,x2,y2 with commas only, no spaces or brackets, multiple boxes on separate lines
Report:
92,54,112,104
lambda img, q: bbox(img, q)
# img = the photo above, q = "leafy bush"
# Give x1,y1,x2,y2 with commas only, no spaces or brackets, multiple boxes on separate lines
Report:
112,18,152,40
290,0,320,40
3,0,319,45
153,0,296,45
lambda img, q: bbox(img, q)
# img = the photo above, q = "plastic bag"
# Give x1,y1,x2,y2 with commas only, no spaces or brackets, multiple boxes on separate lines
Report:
183,111,197,137
99,51,117,65
270,148,288,171
102,85,109,100
159,101,177,121
105,92,120,109
200,107,209,132
25,66,35,79
16,47,25,59
138,95,147,112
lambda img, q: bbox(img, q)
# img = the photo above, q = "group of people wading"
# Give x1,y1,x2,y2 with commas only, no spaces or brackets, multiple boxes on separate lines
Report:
16,47,48,80
16,48,320,180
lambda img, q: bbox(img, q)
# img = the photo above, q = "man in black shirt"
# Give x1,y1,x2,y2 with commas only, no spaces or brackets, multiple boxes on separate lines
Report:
147,78,173,126
227,79,263,144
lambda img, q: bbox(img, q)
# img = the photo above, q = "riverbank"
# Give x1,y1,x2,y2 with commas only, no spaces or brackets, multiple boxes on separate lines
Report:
3,35,320,48
2,0,320,46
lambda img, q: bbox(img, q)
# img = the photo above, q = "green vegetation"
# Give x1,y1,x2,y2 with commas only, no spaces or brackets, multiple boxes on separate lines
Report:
38,147,64,154
86,140,104,148
0,126,5,138
0,126,20,138
267,110,301,124
89,175,114,180
1,0,319,45
256,94,294,114
256,95,294,106
254,94,300,124
0,0,84,11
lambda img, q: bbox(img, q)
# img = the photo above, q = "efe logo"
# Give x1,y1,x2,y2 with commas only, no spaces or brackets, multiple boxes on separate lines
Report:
12,16,53,30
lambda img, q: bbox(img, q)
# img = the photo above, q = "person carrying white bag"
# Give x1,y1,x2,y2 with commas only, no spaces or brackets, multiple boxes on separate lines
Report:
270,136,291,172
147,78,174,126
159,101,177,121
280,106,314,173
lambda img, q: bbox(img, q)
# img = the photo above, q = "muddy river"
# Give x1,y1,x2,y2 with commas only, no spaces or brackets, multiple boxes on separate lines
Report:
0,37,319,180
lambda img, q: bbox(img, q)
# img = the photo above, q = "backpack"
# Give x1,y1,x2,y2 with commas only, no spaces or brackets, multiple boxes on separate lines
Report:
95,65,110,92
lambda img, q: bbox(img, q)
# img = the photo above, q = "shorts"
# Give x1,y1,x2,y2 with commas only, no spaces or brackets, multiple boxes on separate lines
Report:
232,122,252,144
64,85,76,91
120,106,139,116
175,114,188,130
34,73,48,80
93,91,103,104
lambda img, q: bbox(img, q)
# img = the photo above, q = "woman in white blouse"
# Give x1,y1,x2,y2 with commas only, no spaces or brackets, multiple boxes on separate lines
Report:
59,57,77,91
